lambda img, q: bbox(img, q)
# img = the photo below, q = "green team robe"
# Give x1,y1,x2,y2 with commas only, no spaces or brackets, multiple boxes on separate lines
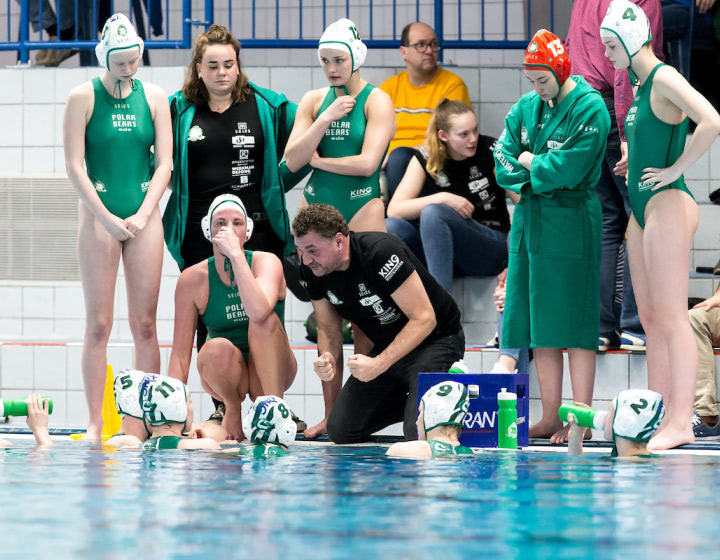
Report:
493,76,609,350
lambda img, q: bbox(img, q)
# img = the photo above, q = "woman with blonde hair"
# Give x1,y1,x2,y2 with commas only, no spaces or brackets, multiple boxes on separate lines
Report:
386,99,511,292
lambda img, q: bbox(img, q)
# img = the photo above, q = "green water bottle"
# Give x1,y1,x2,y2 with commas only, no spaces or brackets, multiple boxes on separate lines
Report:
0,397,53,417
448,360,469,374
497,388,517,449
558,403,607,430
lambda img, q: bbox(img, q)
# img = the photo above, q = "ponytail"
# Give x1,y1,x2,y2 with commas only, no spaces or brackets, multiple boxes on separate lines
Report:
422,98,475,181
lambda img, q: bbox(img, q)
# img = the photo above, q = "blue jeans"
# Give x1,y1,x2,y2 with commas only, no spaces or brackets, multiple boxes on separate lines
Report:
21,0,75,33
596,97,643,337
386,203,508,293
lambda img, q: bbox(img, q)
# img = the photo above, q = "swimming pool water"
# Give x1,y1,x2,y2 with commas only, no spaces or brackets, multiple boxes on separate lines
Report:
1,443,719,559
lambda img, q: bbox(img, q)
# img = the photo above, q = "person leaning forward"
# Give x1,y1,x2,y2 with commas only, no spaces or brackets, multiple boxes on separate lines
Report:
293,204,464,443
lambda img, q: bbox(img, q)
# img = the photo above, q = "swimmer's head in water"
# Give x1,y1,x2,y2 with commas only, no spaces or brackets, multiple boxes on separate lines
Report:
140,376,189,427
95,13,144,71
243,395,297,448
318,18,367,74
419,381,469,439
523,29,571,88
610,389,665,442
201,193,254,243
114,368,157,420
600,0,651,67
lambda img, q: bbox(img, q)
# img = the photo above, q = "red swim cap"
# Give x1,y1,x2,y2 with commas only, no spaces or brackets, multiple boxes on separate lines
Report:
523,29,571,86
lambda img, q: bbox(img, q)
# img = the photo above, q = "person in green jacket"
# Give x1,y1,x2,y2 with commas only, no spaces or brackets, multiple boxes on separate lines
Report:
494,30,610,444
165,24,309,273
63,14,172,442
600,0,720,451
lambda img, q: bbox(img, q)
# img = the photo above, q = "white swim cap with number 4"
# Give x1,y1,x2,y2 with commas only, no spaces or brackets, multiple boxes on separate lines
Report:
421,381,470,435
242,395,297,448
600,0,651,63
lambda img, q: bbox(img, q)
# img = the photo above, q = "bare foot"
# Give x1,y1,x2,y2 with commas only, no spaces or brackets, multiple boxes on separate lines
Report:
647,426,694,451
222,405,244,442
303,419,328,439
550,424,592,444
529,419,563,439
84,423,103,442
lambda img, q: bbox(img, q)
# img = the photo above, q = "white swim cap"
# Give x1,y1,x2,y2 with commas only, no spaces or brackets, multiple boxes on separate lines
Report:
140,376,188,426
201,194,254,242
612,389,665,441
421,381,470,435
600,0,651,64
242,396,297,448
95,13,144,70
318,18,367,72
113,368,157,419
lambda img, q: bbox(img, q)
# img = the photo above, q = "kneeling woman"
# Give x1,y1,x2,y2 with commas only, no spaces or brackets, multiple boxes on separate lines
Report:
386,98,511,292
494,30,610,443
168,195,297,440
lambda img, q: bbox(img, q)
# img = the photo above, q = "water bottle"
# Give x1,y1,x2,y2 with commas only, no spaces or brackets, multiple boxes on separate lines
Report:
0,397,53,417
558,403,607,430
497,388,517,449
448,360,469,374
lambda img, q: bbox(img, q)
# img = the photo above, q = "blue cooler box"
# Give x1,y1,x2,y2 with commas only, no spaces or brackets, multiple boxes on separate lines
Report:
417,372,529,448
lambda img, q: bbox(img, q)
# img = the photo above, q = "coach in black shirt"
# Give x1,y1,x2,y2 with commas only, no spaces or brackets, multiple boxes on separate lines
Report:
294,204,465,443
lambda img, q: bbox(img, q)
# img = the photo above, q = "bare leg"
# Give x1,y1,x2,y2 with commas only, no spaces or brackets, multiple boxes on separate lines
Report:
77,204,121,441
247,313,297,396
639,193,698,451
197,338,249,441
122,208,163,373
348,198,387,233
529,347,564,439
549,348,597,444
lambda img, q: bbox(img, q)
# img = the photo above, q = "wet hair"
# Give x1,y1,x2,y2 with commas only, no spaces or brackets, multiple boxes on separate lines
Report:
182,24,250,106
292,204,350,240
435,425,463,439
423,98,475,180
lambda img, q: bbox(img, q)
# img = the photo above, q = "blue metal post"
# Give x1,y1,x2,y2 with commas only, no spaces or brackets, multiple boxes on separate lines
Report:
434,0,443,62
19,0,29,63
183,0,193,47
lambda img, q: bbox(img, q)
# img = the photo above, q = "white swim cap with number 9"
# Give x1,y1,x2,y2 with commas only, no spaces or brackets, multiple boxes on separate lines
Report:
421,381,470,435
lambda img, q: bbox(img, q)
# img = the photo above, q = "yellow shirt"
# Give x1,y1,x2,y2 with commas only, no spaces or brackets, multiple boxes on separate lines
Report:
380,68,471,153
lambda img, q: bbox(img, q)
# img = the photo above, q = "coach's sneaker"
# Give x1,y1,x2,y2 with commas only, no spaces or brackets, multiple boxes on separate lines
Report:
620,330,646,351
598,332,620,352
691,413,720,440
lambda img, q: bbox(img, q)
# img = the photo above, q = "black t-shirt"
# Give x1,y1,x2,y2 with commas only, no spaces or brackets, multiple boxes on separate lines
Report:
300,232,462,352
187,92,265,222
414,135,510,233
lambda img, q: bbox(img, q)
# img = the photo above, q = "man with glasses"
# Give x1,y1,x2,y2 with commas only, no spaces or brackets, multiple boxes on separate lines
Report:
380,22,471,198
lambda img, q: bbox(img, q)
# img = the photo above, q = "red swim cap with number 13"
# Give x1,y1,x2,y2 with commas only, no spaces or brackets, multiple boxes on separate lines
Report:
523,29,571,86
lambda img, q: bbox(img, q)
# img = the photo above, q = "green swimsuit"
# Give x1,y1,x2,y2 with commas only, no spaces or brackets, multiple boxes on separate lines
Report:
85,77,155,219
200,252,285,359
427,440,474,458
140,436,183,450
304,84,382,221
625,64,693,229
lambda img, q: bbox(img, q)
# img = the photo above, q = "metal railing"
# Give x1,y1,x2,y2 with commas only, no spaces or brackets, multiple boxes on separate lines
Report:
2,0,554,64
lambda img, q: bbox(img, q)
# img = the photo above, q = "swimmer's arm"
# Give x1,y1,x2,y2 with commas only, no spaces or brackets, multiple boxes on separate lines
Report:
168,268,203,384
179,438,221,450
231,251,283,322
284,89,332,172
644,68,720,187
371,272,437,376
386,441,432,459
310,89,396,177
567,416,584,456
314,298,344,413
63,84,118,223
132,84,173,220
26,394,53,447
